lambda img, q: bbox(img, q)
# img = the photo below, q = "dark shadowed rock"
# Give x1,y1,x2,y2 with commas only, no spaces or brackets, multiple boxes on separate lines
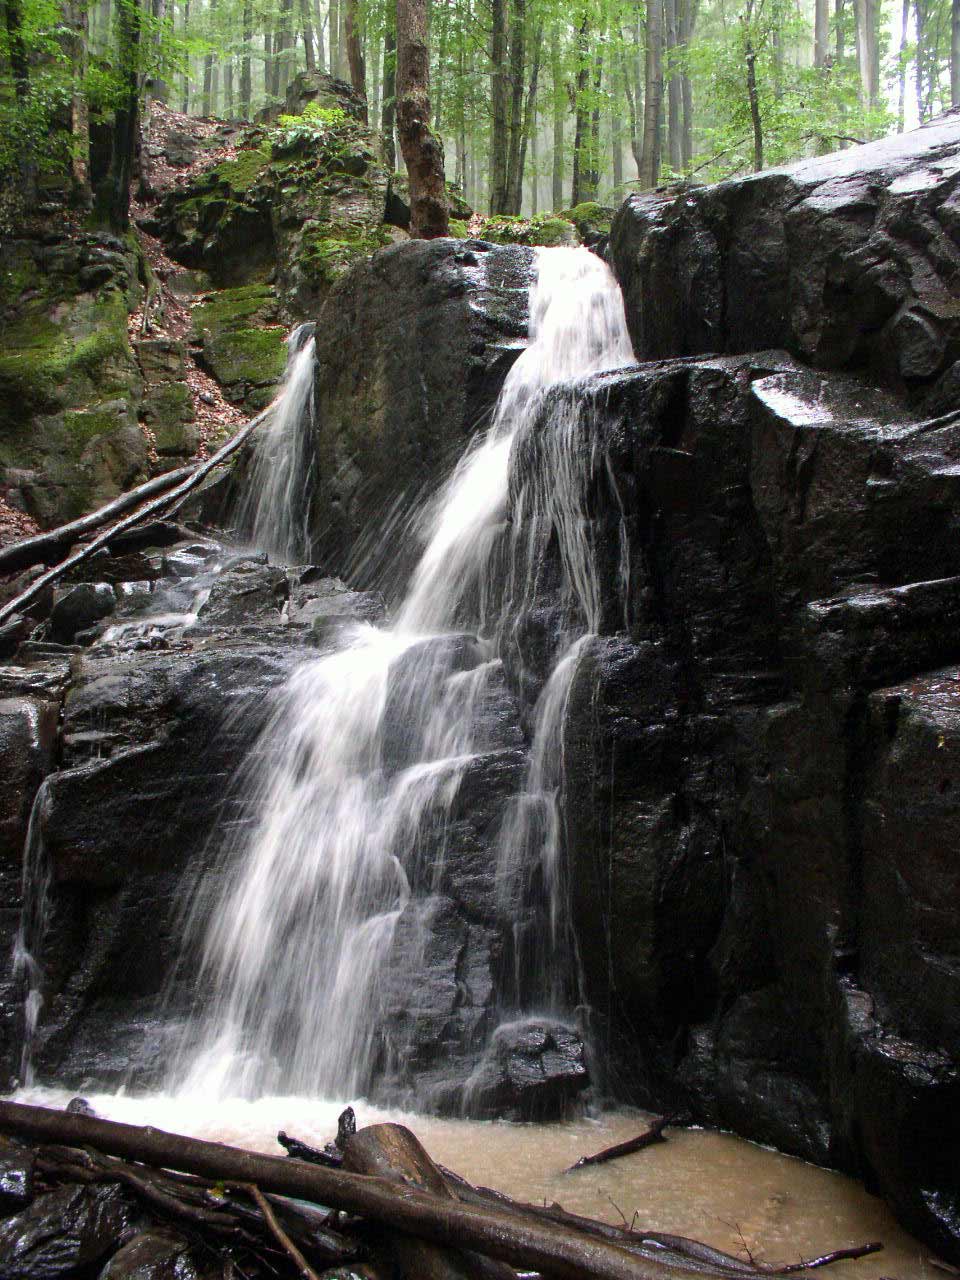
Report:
464,1019,589,1120
50,583,116,644
609,115,960,401
195,558,288,628
99,1229,199,1280
309,239,534,573
0,1183,135,1278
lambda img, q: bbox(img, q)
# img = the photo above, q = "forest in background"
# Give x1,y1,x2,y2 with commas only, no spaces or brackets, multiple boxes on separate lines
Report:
2,0,960,226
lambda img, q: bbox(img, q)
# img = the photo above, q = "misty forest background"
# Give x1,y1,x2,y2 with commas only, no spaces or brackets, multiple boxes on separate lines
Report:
2,0,960,226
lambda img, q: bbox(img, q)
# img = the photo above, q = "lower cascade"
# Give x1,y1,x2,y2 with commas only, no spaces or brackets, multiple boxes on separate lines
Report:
171,246,634,1107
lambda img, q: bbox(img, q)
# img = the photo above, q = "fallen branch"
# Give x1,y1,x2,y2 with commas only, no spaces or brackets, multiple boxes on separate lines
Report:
0,1101,667,1280
565,1116,672,1173
0,466,194,576
0,405,270,628
768,1243,883,1274
241,1182,321,1280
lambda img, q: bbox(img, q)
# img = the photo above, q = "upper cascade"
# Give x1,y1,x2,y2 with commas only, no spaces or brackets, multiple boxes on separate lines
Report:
171,246,635,1104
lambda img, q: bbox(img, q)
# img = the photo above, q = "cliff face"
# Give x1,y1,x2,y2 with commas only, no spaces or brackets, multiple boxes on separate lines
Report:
570,117,960,1259
1,112,959,1265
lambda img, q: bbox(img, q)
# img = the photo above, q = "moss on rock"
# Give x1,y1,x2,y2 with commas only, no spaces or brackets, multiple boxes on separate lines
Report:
192,285,287,409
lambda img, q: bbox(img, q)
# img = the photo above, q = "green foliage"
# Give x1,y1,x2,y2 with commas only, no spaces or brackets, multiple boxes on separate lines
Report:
272,102,349,150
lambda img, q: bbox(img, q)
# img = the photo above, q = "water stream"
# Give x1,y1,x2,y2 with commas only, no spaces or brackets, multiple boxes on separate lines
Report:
171,246,635,1101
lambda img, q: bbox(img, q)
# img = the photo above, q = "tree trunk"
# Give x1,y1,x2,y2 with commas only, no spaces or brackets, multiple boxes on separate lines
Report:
345,0,367,118
513,20,542,212
381,24,397,167
619,41,641,176
743,13,762,171
952,0,960,106
103,0,142,231
854,0,878,113
814,0,829,64
329,0,339,75
550,26,564,208
570,16,589,204
314,0,326,70
301,0,316,70
665,0,681,171
180,0,189,111
240,0,252,114
584,44,602,199
639,0,663,188
489,0,509,211
62,0,91,203
396,0,449,236
678,0,696,169
278,0,294,93
505,0,526,214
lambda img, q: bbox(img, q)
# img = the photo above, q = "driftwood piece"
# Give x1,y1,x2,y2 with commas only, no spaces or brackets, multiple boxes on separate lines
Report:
343,1123,517,1280
0,467,195,576
278,1131,342,1168
0,1102,673,1280
565,1116,672,1173
241,1182,321,1280
0,405,270,628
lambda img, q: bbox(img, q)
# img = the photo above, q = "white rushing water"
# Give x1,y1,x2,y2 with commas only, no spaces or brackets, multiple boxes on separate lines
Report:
172,246,635,1102
235,322,318,565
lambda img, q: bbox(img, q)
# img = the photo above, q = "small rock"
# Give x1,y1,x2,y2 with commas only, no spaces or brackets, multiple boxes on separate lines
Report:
0,1144,34,1210
50,583,116,644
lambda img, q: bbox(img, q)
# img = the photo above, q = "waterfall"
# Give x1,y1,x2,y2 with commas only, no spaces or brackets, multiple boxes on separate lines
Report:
235,323,317,565
11,779,53,1087
173,247,634,1103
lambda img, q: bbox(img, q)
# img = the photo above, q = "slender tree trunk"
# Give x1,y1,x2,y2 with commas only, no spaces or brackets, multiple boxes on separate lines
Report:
505,0,526,213
678,0,696,169
180,0,189,111
381,23,397,167
571,16,589,204
240,0,252,114
489,0,509,211
513,19,542,211
586,45,602,198
916,0,926,122
314,0,326,70
742,9,762,171
550,25,564,208
530,118,538,213
329,0,340,74
639,0,663,188
619,41,641,176
345,0,367,117
62,0,91,203
396,0,449,236
814,0,829,64
300,0,316,69
897,0,909,128
202,0,217,116
665,0,681,170
952,0,960,105
612,108,622,189
854,0,878,115
278,0,294,93
104,0,142,230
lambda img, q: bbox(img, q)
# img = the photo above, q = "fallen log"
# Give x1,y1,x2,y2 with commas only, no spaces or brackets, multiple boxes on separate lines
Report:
343,1123,518,1280
565,1116,673,1173
0,466,194,576
0,405,270,628
0,1101,676,1280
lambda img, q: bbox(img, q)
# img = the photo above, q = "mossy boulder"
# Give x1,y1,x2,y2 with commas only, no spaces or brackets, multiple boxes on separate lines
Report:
191,285,287,410
560,201,614,243
0,233,147,526
134,338,199,460
470,214,579,248
145,79,392,317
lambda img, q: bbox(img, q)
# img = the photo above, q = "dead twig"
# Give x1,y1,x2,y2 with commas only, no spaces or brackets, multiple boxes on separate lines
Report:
565,1116,672,1173
237,1183,321,1280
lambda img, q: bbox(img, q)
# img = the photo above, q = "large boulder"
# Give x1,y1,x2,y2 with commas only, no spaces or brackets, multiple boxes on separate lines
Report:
505,349,960,1260
609,114,960,402
308,238,534,568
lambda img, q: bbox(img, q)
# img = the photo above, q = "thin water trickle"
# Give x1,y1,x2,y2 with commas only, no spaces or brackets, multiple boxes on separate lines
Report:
236,323,318,565
172,246,636,1102
12,779,53,1086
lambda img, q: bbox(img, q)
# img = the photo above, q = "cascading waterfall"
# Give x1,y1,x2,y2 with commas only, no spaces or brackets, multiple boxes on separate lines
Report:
172,246,635,1103
235,323,317,565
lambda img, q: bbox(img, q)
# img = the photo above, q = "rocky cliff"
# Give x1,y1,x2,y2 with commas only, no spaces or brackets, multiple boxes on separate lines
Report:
1,111,959,1267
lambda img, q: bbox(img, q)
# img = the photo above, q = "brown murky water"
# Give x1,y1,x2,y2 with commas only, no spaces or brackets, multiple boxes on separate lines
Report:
17,1090,938,1278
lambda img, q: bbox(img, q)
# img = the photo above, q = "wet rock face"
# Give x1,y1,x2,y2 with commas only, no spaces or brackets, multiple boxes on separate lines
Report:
0,1183,136,1277
310,239,535,572
463,1019,589,1120
609,115,960,400
532,343,960,1255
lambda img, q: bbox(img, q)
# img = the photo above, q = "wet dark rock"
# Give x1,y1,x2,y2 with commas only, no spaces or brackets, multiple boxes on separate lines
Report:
13,639,304,1086
195,558,288,628
464,1019,589,1120
50,583,116,643
521,351,960,1259
287,575,386,640
609,115,960,400
98,1229,199,1280
310,239,534,572
0,1183,136,1278
0,1142,34,1210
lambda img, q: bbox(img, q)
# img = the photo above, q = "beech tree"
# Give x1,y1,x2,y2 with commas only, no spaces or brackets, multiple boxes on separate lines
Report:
395,0,448,235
